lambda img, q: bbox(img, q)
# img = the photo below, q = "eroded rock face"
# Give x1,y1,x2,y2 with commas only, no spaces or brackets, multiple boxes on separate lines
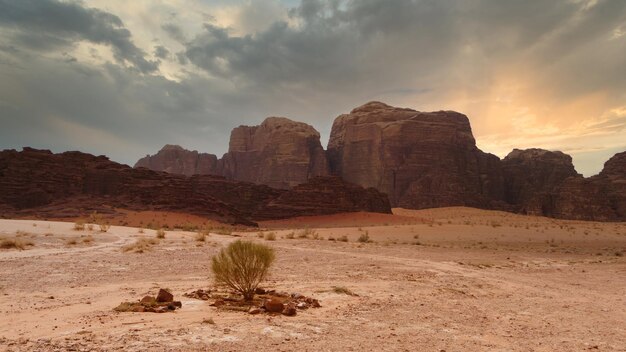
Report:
327,101,505,209
0,148,390,224
134,144,219,176
220,117,329,189
501,149,626,221
501,148,579,215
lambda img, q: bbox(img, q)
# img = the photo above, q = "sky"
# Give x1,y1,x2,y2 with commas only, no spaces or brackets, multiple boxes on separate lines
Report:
0,0,625,176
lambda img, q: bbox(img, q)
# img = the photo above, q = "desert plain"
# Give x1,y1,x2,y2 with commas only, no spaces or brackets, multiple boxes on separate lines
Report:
0,207,625,351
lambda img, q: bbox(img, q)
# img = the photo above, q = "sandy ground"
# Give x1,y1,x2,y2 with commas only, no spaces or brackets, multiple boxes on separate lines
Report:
0,207,625,351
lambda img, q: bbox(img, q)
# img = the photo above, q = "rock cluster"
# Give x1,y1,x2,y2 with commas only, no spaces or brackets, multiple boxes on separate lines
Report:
0,148,391,225
135,117,329,189
114,289,182,313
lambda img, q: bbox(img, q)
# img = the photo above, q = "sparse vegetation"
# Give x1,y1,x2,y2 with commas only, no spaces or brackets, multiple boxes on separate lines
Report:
73,221,85,231
264,232,276,241
211,240,275,301
332,286,357,296
65,238,78,246
122,237,159,253
357,231,371,243
0,238,34,250
338,235,348,242
285,231,295,239
195,231,206,242
99,222,111,232
155,228,166,239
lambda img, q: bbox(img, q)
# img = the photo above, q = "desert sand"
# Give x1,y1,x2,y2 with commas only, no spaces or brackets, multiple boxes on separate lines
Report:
1,207,625,351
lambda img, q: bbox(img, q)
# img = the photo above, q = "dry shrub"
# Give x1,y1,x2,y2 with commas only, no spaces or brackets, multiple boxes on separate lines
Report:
99,223,111,232
195,232,206,242
211,240,275,301
285,231,295,239
338,235,348,242
357,231,371,243
155,228,166,239
332,286,357,296
264,232,276,241
0,238,34,250
122,237,159,253
73,221,85,231
65,238,78,246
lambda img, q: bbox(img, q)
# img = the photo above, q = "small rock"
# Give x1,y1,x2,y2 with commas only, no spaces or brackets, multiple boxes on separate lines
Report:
255,288,266,294
248,307,261,315
282,303,297,316
156,289,174,303
296,302,308,310
140,296,156,304
264,298,285,313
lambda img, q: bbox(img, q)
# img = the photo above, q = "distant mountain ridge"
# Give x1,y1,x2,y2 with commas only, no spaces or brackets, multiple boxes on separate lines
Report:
136,101,626,221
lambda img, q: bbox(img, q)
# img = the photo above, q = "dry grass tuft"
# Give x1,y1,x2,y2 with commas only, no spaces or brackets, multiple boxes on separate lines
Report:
155,228,166,239
195,232,206,242
73,221,86,231
332,286,358,296
122,237,159,253
0,237,34,250
264,232,276,241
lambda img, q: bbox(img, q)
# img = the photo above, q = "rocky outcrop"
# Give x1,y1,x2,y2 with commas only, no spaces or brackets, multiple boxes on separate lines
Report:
501,148,579,215
327,101,505,209
501,149,626,221
134,144,219,176
0,148,390,225
220,117,329,189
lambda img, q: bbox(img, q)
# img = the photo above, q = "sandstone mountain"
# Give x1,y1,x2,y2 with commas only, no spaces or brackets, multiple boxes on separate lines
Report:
327,101,505,209
220,117,329,189
135,144,219,176
133,101,625,221
0,148,391,225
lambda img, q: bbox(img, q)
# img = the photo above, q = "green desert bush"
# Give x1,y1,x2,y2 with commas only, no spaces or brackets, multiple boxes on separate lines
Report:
211,240,275,301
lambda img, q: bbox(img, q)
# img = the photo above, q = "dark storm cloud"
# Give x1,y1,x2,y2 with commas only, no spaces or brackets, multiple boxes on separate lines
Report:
0,0,158,73
153,45,170,60
0,0,624,176
162,23,186,43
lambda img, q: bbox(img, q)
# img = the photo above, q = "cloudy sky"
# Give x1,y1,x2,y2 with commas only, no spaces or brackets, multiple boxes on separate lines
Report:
0,0,625,176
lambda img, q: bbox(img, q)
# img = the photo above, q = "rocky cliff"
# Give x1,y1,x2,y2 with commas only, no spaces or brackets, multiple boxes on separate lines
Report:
220,117,329,189
327,101,505,209
134,144,219,176
0,148,391,225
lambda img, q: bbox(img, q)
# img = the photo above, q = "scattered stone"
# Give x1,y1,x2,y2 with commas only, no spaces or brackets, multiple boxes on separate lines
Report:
140,296,156,304
282,303,297,316
264,298,285,313
184,289,211,300
156,289,173,303
296,302,308,310
114,288,181,313
248,307,261,315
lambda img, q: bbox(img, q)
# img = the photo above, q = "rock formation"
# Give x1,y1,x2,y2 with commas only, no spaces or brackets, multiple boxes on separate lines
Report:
220,117,329,189
501,148,579,215
327,101,505,209
134,144,219,176
0,148,391,225
501,148,626,221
